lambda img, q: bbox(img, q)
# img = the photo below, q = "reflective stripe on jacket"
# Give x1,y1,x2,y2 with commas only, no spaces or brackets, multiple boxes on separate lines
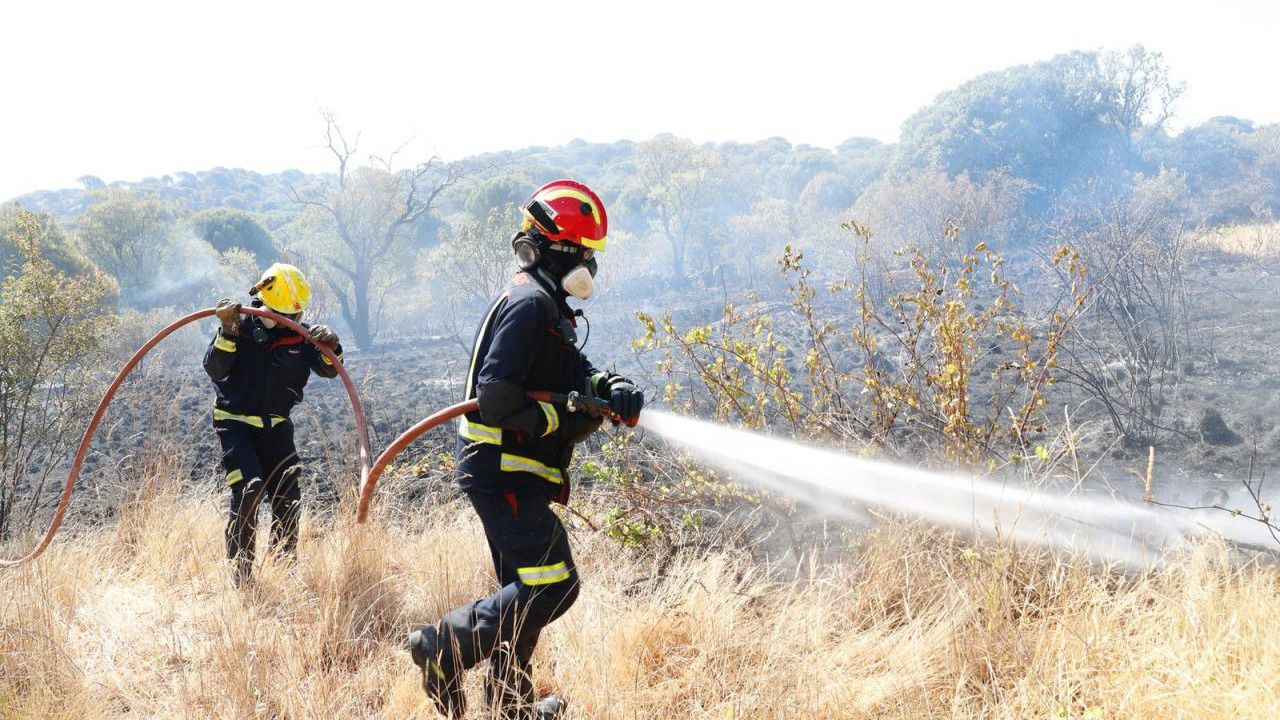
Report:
456,271,599,495
202,317,342,420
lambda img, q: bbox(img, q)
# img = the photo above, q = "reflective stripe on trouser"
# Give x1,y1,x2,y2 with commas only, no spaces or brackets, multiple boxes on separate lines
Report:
226,466,302,583
517,561,571,585
213,407,287,428
215,418,301,582
432,488,579,680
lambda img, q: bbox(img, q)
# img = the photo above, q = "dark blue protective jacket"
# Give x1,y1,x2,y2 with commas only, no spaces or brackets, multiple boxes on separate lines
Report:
456,270,614,500
202,317,343,423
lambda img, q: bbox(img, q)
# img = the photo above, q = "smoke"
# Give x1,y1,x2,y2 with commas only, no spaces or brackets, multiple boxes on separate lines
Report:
125,234,244,310
638,410,1271,567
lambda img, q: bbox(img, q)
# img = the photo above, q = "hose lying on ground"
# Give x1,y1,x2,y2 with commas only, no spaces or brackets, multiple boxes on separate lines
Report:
0,306,371,568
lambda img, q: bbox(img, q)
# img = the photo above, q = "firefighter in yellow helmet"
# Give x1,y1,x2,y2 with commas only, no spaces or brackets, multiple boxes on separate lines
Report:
203,263,343,586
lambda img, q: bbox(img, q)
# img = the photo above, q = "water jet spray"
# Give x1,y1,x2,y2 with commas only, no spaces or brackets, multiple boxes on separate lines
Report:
635,409,1268,567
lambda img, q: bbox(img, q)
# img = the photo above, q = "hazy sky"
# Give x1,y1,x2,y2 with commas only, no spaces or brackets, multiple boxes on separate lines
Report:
3,0,1277,202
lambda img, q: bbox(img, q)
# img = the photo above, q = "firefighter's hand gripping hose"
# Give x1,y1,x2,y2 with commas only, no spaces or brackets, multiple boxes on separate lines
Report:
356,391,629,523
0,306,371,568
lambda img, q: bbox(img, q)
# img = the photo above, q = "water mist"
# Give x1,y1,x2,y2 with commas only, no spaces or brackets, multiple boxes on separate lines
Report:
637,410,1267,567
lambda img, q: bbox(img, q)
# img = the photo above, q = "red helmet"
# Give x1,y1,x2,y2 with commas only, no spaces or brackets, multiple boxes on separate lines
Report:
521,179,608,251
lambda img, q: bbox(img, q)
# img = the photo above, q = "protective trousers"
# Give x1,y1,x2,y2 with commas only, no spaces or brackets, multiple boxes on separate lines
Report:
436,487,580,711
216,419,301,585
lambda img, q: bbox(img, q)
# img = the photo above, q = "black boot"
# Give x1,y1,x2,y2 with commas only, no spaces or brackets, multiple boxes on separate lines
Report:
531,695,567,719
231,557,253,588
486,642,534,716
486,694,567,720
408,625,466,718
226,482,258,588
486,645,567,720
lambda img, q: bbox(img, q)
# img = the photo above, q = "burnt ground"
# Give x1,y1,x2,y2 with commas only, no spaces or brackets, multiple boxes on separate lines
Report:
347,249,1280,510
1052,250,1280,502
13,249,1280,542
26,316,647,534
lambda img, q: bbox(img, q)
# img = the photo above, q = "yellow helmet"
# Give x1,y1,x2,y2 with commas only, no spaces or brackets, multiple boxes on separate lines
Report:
250,262,311,314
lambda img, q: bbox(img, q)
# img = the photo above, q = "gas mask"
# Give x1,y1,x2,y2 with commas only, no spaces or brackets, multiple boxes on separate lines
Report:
270,311,302,328
516,233,599,300
561,256,598,300
249,299,299,334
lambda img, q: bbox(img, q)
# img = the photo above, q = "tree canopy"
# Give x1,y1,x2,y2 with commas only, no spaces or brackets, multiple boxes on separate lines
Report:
0,204,93,279
191,207,277,265
7,44,1279,344
895,46,1182,202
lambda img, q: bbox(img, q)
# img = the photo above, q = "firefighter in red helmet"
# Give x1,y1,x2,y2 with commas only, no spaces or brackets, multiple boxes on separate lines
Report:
408,180,643,719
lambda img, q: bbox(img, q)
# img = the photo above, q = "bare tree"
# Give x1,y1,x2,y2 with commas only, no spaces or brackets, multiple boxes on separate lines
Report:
631,135,728,281
417,204,520,349
1101,45,1185,134
853,168,1030,269
1054,171,1194,445
431,204,518,309
289,113,460,349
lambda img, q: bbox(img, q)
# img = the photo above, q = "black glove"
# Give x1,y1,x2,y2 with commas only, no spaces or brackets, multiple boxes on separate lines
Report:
309,324,339,348
214,298,241,337
605,376,644,423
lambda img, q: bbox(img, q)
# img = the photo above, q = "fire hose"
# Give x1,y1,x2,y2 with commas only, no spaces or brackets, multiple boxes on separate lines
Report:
356,390,627,522
3,303,626,564
0,306,371,568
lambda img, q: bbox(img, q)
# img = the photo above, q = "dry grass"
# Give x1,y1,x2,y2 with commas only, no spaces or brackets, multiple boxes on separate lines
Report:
2,476,1279,719
1196,222,1280,258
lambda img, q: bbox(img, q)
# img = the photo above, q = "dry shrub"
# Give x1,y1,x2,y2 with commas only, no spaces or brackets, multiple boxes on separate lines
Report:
2,485,1279,719
1197,220,1280,258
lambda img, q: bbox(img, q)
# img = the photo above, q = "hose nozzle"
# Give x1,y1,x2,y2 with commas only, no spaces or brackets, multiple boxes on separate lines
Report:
565,390,612,419
528,390,632,424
